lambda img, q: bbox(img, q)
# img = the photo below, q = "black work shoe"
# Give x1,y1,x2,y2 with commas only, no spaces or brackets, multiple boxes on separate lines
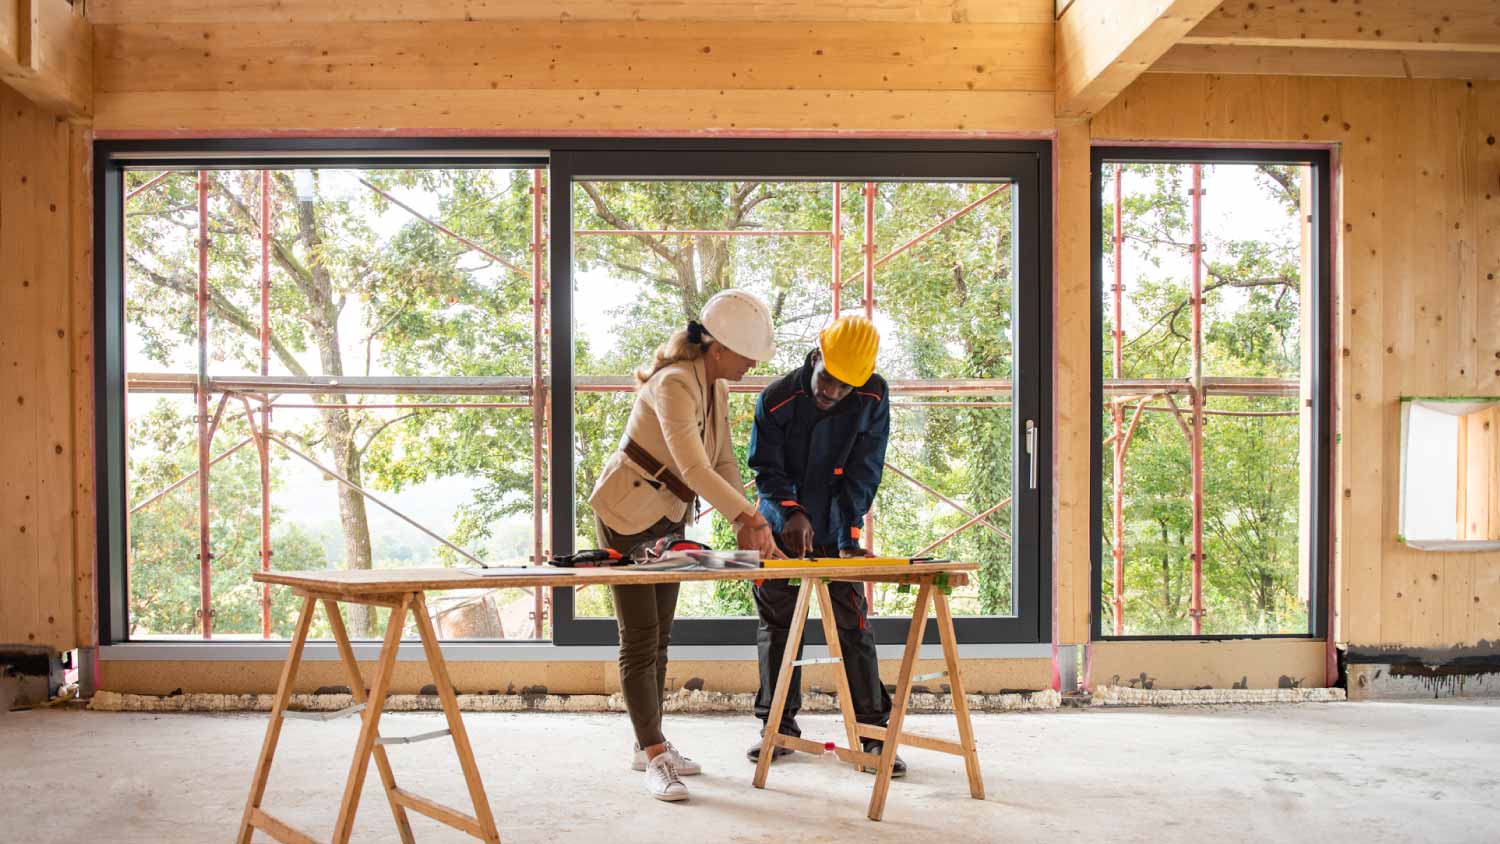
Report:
746,740,794,763
860,739,907,778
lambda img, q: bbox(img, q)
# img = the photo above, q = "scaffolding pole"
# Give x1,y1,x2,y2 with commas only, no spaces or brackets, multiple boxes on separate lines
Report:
135,175,1026,638
1111,164,1126,635
1189,164,1206,635
831,183,842,315
196,169,213,639
259,170,273,638
531,167,548,639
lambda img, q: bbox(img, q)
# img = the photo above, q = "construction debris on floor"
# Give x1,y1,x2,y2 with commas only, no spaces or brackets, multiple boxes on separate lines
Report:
2,699,1495,843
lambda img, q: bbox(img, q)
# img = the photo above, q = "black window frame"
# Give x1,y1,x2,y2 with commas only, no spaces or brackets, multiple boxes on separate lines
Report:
1088,145,1333,642
93,138,1053,648
550,142,1053,646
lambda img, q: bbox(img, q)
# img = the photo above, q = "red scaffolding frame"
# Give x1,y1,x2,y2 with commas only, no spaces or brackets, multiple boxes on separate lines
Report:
128,173,1026,639
1105,162,1304,636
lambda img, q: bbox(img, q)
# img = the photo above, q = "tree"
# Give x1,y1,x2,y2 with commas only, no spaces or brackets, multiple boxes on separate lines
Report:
125,168,540,636
1100,163,1307,635
127,400,326,637
123,168,1033,635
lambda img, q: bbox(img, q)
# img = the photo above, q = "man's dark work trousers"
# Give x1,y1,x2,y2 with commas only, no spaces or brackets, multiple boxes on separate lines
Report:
753,553,892,738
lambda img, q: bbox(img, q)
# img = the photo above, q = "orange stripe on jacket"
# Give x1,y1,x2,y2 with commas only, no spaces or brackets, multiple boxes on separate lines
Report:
767,390,804,414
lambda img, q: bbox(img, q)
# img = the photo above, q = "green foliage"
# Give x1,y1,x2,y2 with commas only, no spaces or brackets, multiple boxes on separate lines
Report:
1099,163,1309,635
126,161,1308,638
126,400,327,637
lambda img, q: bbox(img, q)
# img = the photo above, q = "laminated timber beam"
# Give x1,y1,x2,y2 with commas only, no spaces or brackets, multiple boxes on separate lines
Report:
1186,0,1500,53
1156,0,1500,81
1054,0,1222,118
0,0,90,117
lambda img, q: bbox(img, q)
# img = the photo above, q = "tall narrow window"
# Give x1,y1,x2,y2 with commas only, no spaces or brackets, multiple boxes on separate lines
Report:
1091,149,1331,638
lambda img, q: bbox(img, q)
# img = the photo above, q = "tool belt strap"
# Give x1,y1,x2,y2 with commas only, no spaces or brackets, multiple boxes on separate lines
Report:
623,437,695,504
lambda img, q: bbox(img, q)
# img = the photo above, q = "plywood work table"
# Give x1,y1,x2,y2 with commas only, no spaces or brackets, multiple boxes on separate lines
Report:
240,561,984,843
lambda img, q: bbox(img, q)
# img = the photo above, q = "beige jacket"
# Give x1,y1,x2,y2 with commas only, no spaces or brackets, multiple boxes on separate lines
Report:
589,357,753,535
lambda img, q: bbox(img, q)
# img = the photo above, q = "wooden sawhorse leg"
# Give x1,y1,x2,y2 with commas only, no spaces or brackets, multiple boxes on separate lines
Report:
752,577,883,789
237,594,317,844
237,591,502,844
747,575,984,822
863,579,985,820
324,598,416,844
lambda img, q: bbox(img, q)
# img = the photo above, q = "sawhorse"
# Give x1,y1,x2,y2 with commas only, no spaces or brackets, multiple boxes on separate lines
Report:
751,573,986,820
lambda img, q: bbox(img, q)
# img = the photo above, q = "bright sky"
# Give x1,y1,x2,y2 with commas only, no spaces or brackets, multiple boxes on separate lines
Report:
1105,163,1304,347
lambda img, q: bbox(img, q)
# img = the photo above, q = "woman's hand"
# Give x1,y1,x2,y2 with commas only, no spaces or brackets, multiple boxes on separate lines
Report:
735,510,786,560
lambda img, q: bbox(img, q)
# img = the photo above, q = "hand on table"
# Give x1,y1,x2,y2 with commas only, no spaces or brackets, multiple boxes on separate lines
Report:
780,511,814,558
736,510,786,560
840,547,875,558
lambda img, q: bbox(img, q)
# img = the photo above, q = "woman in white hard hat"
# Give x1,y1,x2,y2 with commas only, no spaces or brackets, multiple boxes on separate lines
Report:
589,288,785,802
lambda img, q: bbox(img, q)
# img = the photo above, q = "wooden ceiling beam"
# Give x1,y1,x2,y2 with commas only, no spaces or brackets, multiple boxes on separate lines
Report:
1188,0,1500,53
1154,43,1500,81
1054,0,1223,118
0,0,91,117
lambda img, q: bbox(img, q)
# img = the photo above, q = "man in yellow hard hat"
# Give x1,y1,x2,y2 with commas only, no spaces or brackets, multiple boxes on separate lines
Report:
745,315,905,776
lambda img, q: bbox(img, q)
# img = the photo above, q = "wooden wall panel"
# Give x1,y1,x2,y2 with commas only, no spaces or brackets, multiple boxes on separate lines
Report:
87,5,1055,134
85,0,1055,25
0,83,89,652
92,87,1053,136
1088,74,1500,648
69,122,94,649
94,21,1052,95
1089,639,1326,690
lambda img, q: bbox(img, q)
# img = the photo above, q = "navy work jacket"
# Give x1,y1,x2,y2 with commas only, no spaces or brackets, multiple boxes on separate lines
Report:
748,352,890,553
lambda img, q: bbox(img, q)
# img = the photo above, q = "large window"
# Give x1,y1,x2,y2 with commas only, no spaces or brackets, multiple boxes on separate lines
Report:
566,179,1016,624
1090,148,1331,639
109,160,550,642
96,141,1051,647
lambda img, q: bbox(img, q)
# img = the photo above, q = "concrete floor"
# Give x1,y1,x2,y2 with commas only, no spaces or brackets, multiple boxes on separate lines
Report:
3,700,1497,843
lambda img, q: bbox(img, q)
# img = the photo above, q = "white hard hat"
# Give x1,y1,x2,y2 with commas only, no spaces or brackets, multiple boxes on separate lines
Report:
700,289,777,362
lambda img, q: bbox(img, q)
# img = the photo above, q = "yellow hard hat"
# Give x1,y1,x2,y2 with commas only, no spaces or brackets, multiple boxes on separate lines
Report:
818,315,879,387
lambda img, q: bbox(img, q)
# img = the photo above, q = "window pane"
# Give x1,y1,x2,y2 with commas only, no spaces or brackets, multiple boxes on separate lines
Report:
123,167,549,640
571,179,1016,620
1099,161,1312,636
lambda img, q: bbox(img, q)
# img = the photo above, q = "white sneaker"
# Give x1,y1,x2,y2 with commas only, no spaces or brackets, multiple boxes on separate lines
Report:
632,742,701,775
645,753,689,802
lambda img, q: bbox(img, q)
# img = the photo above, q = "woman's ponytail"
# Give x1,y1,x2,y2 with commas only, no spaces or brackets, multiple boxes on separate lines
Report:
634,322,713,385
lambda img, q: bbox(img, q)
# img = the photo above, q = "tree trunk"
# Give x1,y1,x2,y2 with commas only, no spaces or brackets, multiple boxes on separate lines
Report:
294,194,379,637
1159,520,1176,620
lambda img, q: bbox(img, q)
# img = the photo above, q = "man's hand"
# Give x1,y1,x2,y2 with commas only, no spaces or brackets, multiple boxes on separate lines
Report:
780,511,814,557
840,547,874,558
